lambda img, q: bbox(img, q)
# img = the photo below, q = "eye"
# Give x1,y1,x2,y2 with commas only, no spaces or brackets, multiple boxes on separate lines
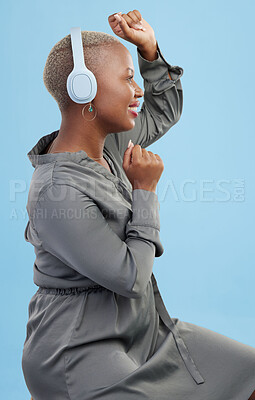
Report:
127,75,134,83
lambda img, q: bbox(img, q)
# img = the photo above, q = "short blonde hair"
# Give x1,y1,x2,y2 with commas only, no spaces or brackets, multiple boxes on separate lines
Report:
43,31,121,112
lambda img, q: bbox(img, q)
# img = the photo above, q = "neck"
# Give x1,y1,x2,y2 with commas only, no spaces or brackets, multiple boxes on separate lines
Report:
53,110,107,159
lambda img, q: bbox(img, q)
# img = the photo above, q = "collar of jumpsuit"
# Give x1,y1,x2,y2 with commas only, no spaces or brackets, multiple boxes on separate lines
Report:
27,129,118,180
26,128,135,210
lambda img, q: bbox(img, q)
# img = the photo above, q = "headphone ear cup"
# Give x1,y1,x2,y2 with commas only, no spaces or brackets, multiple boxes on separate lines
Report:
67,69,97,104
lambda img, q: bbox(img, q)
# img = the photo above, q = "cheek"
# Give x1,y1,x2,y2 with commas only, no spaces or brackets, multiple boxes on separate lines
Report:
93,82,133,120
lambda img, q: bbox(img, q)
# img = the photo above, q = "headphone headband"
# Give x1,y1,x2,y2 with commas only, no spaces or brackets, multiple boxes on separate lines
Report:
70,27,86,70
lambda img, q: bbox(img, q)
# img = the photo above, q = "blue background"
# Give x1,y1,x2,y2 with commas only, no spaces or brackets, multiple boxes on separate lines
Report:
2,0,255,398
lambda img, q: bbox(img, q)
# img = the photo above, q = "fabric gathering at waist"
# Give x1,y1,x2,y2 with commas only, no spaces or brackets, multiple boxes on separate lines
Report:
37,284,108,296
37,278,205,385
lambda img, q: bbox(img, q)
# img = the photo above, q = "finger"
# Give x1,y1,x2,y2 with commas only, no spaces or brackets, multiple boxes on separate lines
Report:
147,152,157,161
123,142,134,169
133,10,142,21
121,13,136,26
132,9,142,21
112,13,122,24
124,12,144,29
132,144,142,161
142,148,150,160
108,12,122,23
113,14,131,36
127,10,141,24
154,154,162,162
108,14,122,31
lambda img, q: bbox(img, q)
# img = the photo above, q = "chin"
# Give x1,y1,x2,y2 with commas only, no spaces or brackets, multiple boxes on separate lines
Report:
111,119,135,134
122,123,135,133
125,116,136,130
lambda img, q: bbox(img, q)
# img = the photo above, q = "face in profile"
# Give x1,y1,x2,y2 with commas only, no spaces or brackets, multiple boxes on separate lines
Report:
93,43,143,134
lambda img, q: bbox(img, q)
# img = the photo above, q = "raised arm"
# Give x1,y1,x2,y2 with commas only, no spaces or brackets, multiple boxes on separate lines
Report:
113,41,184,159
32,184,164,299
108,10,184,159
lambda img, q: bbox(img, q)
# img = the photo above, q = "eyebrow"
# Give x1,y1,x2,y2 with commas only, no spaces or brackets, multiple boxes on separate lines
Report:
126,68,134,74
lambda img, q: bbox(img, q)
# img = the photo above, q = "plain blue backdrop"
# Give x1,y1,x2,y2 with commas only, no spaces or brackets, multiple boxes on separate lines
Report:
2,0,255,398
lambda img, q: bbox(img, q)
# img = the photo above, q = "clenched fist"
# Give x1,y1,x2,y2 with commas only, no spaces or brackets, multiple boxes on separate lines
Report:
123,142,164,193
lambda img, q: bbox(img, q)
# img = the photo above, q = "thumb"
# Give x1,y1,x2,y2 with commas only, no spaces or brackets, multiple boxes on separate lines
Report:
122,140,134,170
114,14,132,37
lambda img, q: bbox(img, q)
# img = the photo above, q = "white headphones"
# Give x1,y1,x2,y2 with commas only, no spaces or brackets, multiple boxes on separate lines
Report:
66,27,97,104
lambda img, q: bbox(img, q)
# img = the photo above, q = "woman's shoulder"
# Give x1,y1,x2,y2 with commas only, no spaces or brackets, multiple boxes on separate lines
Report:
27,157,116,212
29,160,89,200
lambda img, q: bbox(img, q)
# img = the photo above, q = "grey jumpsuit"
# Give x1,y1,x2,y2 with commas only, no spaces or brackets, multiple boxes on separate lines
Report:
22,44,255,400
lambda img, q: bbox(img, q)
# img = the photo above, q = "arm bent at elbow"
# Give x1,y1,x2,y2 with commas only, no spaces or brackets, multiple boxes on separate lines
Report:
33,184,164,298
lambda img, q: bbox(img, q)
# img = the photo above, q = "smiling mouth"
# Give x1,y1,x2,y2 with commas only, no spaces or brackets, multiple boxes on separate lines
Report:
128,101,139,117
128,106,138,112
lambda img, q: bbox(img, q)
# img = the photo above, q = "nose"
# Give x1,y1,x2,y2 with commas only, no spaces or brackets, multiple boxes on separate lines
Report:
132,80,144,98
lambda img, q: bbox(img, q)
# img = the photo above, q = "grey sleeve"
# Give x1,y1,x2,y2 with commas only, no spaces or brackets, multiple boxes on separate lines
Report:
33,185,164,299
113,41,184,159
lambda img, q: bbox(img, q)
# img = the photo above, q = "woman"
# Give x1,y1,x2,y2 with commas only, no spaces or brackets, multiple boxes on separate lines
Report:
22,10,255,400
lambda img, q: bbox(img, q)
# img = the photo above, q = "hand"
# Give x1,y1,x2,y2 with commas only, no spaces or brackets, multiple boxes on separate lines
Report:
108,10,156,50
123,142,164,193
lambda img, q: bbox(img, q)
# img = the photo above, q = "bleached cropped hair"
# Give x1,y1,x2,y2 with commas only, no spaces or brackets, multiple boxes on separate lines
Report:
43,31,121,112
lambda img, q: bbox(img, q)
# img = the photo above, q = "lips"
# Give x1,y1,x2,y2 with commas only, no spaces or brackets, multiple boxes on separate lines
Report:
128,101,140,116
128,101,140,108
128,108,138,117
